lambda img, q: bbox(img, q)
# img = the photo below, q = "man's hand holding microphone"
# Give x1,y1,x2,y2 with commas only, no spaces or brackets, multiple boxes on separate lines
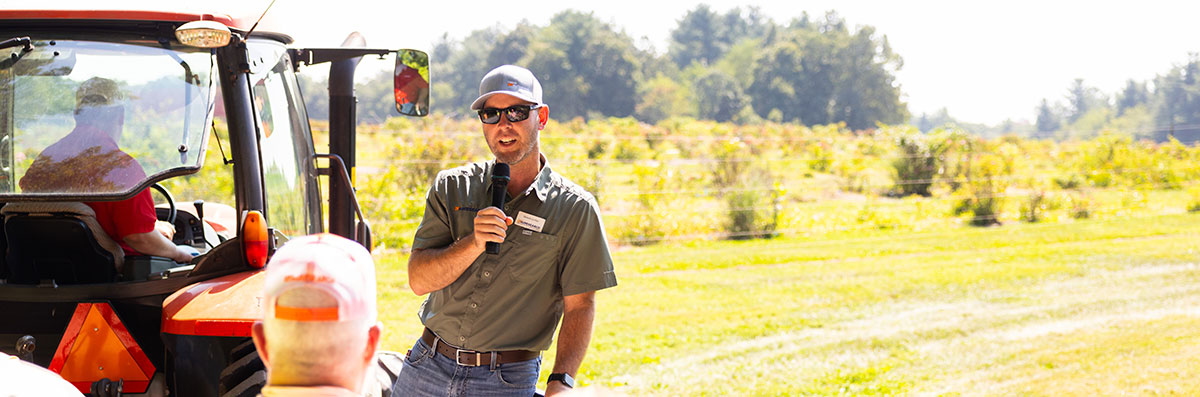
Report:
469,163,512,254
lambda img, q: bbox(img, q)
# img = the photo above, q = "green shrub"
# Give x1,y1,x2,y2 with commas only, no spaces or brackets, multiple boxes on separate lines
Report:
711,137,752,194
614,162,669,245
891,131,941,197
1068,192,1093,220
806,140,834,173
855,196,901,230
1053,174,1084,190
1187,185,1200,213
1020,190,1048,223
959,151,1011,226
725,179,781,239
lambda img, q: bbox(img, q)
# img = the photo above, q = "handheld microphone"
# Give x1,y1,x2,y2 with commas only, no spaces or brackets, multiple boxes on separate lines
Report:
486,163,510,255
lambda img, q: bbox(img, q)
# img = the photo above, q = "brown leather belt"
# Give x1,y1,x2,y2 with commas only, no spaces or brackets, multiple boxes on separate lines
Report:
420,328,539,366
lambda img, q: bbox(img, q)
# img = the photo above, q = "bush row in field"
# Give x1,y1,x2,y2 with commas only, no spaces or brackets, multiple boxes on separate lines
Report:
350,116,1200,250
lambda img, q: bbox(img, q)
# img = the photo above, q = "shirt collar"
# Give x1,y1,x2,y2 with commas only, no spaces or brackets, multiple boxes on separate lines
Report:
490,154,553,203
529,154,553,202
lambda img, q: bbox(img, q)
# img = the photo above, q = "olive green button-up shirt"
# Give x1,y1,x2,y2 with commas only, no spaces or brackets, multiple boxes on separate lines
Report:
411,158,617,352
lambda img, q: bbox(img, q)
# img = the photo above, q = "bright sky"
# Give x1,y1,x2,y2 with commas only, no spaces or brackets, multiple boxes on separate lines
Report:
11,0,1200,125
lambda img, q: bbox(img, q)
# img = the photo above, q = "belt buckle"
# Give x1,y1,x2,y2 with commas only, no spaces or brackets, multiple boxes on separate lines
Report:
456,349,481,366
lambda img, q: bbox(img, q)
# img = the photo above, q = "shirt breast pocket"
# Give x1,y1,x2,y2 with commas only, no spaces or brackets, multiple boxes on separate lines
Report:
451,210,478,240
505,230,560,282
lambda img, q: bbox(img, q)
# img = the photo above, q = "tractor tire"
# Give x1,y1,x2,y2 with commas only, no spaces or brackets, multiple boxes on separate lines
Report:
368,351,405,397
218,339,266,397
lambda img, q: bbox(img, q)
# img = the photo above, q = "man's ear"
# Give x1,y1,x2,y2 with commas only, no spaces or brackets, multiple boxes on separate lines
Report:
362,322,383,368
251,321,270,367
537,105,549,130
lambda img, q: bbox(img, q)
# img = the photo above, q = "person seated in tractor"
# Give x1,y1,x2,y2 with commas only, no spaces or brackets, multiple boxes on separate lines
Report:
252,234,383,396
19,77,194,264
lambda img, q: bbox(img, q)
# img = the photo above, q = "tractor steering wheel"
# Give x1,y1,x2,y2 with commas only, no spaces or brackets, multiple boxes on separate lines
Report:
150,182,176,225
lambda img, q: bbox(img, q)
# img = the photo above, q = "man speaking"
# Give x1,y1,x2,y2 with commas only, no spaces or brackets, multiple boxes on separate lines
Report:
391,65,618,396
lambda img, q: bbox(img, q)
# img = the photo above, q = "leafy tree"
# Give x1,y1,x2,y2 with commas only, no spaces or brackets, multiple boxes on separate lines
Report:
487,22,537,68
668,5,722,68
691,69,746,122
668,5,771,68
1151,54,1200,142
746,12,905,129
833,26,907,129
1116,79,1148,116
746,36,808,123
713,38,761,91
913,108,953,132
523,11,640,120
433,27,504,116
354,70,397,124
635,75,692,123
1035,98,1060,138
296,74,328,120
1065,78,1104,123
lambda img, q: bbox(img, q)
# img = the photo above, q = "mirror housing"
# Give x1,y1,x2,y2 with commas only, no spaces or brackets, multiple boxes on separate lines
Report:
394,49,429,117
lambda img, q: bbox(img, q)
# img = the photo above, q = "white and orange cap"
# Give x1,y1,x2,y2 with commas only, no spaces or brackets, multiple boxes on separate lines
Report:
262,233,376,324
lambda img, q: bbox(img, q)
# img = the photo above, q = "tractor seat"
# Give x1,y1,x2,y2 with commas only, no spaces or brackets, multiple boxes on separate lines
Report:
1,202,124,285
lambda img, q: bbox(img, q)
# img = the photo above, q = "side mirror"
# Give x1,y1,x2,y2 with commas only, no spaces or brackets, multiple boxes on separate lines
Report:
394,49,429,117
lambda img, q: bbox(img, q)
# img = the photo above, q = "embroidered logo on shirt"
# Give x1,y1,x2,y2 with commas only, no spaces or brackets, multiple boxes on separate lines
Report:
515,211,545,233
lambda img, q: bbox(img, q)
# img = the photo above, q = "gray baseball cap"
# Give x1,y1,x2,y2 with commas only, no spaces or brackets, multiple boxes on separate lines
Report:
470,65,543,110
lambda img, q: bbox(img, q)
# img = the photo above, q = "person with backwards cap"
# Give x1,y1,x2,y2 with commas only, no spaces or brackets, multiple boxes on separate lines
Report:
252,233,382,396
391,65,618,396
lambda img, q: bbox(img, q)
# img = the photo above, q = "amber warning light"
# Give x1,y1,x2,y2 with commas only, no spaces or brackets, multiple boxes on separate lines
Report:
242,210,269,268
175,20,231,48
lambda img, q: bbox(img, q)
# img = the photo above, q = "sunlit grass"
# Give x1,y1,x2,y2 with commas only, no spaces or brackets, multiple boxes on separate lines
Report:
372,212,1200,395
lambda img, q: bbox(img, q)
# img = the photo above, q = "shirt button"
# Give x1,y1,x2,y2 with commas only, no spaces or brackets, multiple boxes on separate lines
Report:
470,303,478,309
483,271,491,277
459,336,466,342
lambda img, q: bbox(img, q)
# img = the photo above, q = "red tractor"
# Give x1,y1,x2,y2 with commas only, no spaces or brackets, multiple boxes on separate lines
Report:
0,9,427,396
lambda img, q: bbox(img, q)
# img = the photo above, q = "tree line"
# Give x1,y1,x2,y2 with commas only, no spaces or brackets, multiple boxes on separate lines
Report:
304,5,1200,144
1026,55,1200,143
309,5,908,130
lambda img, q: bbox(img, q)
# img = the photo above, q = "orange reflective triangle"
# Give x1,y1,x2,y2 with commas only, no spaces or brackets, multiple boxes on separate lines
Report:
58,305,151,385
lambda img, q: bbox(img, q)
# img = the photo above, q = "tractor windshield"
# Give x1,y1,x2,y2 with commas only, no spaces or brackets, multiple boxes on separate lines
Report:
0,34,216,199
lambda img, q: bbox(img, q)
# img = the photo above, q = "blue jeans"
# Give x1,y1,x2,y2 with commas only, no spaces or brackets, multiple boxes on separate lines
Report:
391,338,541,397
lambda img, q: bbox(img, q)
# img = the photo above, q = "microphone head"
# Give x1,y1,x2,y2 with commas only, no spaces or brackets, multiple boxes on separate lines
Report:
493,162,510,180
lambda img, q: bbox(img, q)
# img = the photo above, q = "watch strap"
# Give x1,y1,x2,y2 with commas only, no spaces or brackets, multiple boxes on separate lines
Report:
548,372,575,388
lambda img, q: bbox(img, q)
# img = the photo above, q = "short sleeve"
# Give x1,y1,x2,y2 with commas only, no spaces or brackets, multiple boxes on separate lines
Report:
559,198,617,296
411,176,454,250
110,189,156,239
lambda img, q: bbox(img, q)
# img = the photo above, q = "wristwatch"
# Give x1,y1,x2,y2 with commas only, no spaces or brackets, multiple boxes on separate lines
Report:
548,372,575,388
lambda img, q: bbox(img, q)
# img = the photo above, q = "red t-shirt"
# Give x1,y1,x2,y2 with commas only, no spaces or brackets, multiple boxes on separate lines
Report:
87,188,157,256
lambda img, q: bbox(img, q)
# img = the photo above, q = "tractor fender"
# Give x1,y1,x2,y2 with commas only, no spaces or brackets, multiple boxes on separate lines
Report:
162,270,264,337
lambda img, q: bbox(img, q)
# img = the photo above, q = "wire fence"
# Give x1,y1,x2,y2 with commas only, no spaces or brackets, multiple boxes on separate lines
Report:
359,126,1200,251
368,121,1200,141
357,163,1195,198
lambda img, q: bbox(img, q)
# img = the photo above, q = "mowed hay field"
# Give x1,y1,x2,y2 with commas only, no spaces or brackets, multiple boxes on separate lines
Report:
371,212,1200,396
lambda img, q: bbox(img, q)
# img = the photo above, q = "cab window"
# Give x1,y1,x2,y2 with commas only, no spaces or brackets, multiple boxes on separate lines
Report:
248,41,320,237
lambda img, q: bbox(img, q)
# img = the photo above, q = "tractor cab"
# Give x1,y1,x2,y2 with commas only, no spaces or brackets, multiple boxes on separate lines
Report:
0,10,427,396
0,33,222,285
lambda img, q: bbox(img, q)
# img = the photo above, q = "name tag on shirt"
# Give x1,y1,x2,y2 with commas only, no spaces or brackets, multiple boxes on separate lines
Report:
514,211,545,233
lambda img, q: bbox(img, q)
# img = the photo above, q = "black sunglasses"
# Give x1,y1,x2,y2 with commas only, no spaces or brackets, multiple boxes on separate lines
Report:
478,104,542,124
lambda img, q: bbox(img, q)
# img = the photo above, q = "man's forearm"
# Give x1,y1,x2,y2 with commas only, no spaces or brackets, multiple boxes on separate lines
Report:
123,231,189,262
407,236,483,295
552,292,596,377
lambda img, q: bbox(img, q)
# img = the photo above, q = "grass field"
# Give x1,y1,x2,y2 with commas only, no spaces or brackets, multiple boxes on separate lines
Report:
373,211,1200,396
